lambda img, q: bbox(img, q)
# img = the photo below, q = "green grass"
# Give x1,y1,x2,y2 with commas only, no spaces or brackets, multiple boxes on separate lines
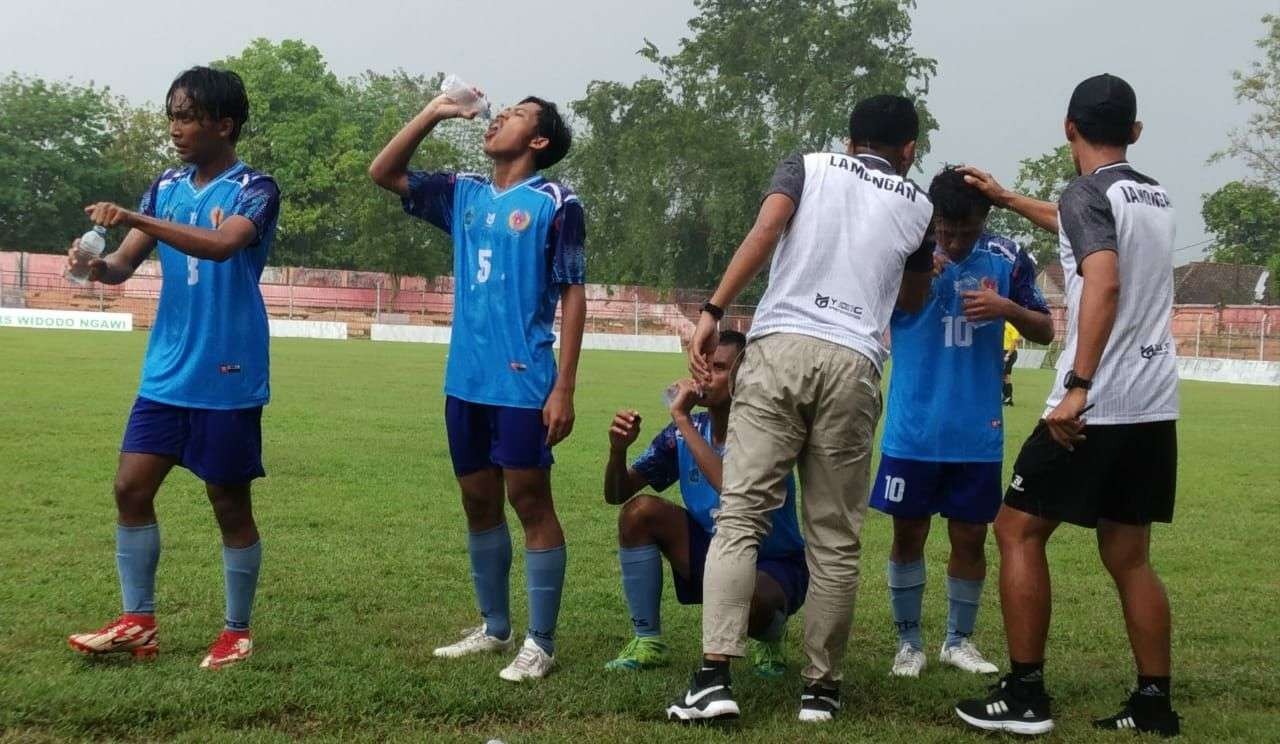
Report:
1,328,1277,743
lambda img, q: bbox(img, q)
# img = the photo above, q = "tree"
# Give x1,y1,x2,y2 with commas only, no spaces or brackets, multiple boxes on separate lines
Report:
567,0,937,294
1201,181,1280,265
0,75,157,252
985,144,1075,267
1211,14,1280,189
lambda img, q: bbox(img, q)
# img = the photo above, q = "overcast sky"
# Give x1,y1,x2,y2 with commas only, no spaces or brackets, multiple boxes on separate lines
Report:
2,0,1271,261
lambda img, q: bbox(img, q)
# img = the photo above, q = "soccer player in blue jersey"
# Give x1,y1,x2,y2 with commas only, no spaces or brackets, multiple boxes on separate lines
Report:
870,167,1052,679
602,331,808,676
65,67,280,670
370,87,585,681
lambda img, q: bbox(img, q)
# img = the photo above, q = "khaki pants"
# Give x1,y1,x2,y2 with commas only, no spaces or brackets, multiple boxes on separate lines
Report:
702,333,882,684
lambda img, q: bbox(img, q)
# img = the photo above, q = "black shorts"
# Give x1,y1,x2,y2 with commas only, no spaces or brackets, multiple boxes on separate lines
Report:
1004,420,1177,528
1003,349,1018,376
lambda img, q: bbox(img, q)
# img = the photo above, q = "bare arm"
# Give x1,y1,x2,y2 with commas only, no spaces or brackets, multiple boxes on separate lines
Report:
1008,304,1055,345
689,193,796,380
604,409,649,505
896,270,931,313
369,95,474,196
1070,250,1120,381
959,165,1060,233
82,202,259,264
544,284,585,447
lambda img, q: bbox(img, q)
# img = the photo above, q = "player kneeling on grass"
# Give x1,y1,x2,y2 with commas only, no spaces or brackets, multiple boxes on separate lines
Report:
872,166,1052,680
601,331,808,677
370,86,585,681
66,67,281,670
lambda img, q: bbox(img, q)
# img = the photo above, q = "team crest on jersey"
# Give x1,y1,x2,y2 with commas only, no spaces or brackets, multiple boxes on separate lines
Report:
980,276,997,291
463,207,477,228
508,210,532,233
210,206,225,228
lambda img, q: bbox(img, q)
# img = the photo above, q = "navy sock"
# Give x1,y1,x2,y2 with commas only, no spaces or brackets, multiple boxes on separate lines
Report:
888,559,926,649
618,544,662,637
525,544,566,656
1136,675,1172,711
222,541,262,631
696,657,731,686
1010,659,1045,697
116,523,160,615
467,523,512,640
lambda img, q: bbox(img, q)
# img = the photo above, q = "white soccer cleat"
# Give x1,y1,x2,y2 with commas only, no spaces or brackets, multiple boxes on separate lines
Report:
940,639,999,674
432,626,516,659
498,638,555,682
68,615,158,659
891,643,927,678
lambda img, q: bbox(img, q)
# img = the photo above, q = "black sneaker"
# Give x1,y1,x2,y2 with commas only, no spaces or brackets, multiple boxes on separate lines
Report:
666,668,740,723
955,674,1054,735
1093,691,1181,737
798,682,841,722
1003,397,1014,406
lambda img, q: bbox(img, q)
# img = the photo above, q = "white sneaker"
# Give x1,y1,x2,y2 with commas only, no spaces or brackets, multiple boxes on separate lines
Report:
940,639,999,674
499,638,556,682
432,626,515,659
890,643,927,678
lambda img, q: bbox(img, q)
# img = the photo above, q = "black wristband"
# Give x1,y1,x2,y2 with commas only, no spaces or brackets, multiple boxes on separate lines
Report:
701,302,724,321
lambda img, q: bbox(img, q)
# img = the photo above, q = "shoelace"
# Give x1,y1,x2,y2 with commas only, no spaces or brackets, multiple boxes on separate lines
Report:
514,646,541,669
208,633,244,657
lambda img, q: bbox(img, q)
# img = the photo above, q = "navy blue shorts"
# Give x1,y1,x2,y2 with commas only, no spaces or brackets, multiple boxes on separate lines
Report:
120,397,265,486
445,396,553,477
673,513,808,616
870,455,1003,524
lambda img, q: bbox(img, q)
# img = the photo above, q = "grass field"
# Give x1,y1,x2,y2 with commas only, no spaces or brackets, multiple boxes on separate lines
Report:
1,328,1277,743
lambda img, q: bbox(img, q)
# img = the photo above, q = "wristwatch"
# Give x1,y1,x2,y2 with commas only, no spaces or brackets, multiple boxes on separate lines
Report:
1063,370,1092,391
701,302,725,321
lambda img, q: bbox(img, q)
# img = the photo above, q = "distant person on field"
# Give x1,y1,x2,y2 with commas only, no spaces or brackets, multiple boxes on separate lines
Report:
1003,321,1021,405
954,73,1182,738
370,84,586,681
871,166,1052,682
602,330,807,677
66,66,281,671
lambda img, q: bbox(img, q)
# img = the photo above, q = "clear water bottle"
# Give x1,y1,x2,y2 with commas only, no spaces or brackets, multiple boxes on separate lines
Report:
440,74,491,120
663,382,703,409
67,226,106,285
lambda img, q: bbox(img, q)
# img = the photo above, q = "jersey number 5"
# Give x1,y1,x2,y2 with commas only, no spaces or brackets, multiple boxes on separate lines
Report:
186,256,199,286
942,316,974,348
476,248,492,283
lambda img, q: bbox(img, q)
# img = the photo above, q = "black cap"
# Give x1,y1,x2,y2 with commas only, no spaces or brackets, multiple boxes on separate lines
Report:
1067,73,1136,130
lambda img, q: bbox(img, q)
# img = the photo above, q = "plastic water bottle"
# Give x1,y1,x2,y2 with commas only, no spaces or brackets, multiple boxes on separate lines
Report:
440,74,491,120
67,226,106,285
662,383,704,409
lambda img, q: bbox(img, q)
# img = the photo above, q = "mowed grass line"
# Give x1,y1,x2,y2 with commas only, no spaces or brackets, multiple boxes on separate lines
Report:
0,328,1277,743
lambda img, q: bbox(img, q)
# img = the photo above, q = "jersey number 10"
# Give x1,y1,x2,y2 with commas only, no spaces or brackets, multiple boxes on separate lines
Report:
941,316,974,348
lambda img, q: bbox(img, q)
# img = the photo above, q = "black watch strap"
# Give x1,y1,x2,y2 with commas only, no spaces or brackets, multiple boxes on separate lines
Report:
1064,370,1093,391
701,302,725,321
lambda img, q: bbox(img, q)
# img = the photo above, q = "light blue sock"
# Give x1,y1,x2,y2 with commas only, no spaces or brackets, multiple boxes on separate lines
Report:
946,574,985,649
526,544,566,656
468,523,512,640
888,559,926,649
618,544,662,637
116,523,160,614
223,541,262,631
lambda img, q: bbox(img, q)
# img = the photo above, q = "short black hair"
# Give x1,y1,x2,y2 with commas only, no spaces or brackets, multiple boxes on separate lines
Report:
166,66,250,143
718,329,747,353
848,95,919,148
519,96,572,170
1067,74,1137,147
929,166,992,221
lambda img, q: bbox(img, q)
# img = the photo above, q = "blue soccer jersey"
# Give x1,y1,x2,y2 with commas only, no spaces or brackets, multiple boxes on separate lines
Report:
136,162,280,410
632,412,805,558
403,171,586,409
881,233,1048,462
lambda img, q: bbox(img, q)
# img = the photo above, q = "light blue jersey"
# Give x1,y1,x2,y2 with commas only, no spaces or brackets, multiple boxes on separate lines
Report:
136,162,280,410
633,413,805,558
881,233,1048,462
403,171,586,409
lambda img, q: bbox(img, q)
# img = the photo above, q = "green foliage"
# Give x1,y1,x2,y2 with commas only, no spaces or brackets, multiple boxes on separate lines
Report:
1211,14,1280,189
0,75,163,251
985,145,1076,267
567,0,937,294
1201,181,1280,266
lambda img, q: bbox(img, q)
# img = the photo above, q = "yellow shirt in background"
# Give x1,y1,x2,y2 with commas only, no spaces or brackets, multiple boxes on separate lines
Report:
1003,322,1021,352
